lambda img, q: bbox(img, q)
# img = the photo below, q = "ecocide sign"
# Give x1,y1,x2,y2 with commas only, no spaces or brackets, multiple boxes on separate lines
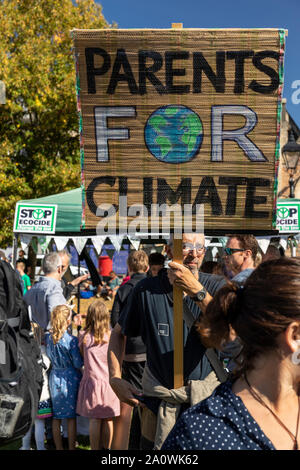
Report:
276,200,300,233
14,203,58,234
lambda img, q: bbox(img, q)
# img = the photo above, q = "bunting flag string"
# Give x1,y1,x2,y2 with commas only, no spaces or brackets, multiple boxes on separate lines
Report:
16,233,294,258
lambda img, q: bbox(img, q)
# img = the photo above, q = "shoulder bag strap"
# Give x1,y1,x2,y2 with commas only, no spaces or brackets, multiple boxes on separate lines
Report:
183,297,229,383
205,348,229,383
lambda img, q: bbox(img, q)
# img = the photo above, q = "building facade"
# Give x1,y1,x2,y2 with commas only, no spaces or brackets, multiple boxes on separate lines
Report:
278,99,300,199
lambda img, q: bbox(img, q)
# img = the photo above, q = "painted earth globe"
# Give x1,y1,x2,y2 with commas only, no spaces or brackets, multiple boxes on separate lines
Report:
144,105,203,164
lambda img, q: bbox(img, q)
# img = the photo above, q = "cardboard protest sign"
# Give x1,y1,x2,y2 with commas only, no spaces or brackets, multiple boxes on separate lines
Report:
72,28,286,233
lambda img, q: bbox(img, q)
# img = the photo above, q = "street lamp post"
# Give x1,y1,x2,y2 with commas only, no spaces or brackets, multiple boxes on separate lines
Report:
281,129,300,198
281,129,300,257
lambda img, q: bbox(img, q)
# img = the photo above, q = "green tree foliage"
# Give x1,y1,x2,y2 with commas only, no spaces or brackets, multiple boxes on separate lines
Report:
0,0,109,247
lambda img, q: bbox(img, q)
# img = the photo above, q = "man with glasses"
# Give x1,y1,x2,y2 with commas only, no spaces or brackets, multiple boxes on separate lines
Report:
108,233,225,450
168,234,258,379
24,251,67,331
169,234,258,293
169,233,258,303
58,249,89,301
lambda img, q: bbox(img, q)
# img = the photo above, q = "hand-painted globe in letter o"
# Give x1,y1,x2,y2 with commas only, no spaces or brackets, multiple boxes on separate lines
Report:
144,105,203,164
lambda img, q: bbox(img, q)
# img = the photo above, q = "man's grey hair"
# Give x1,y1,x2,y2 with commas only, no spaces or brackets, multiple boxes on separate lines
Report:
57,249,71,261
42,252,62,275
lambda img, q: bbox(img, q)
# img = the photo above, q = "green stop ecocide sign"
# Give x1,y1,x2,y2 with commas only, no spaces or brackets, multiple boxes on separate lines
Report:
14,203,57,234
276,201,300,233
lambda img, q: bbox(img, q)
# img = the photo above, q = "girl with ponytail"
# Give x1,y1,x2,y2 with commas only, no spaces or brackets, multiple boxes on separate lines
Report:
163,258,300,450
76,300,120,450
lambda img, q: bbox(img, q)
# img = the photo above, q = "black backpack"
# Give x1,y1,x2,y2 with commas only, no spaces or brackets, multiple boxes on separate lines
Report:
0,260,43,446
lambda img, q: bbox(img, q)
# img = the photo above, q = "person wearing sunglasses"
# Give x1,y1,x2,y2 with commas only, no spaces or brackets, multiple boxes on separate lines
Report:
167,235,258,295
223,234,258,284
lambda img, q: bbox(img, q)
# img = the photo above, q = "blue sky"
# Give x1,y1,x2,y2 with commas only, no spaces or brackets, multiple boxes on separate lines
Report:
96,0,300,128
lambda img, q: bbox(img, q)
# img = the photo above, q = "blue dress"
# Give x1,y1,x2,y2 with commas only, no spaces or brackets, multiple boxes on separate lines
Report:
45,331,83,419
162,381,276,450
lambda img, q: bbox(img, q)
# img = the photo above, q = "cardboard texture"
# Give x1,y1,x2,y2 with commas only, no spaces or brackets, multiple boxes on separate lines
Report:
72,28,285,232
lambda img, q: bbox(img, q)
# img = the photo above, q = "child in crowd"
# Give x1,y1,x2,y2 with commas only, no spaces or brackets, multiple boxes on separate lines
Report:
76,299,120,450
16,260,31,295
45,305,83,450
20,344,52,450
106,271,121,300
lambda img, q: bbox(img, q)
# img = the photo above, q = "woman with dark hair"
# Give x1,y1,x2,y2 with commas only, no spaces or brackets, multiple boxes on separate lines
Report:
162,258,300,450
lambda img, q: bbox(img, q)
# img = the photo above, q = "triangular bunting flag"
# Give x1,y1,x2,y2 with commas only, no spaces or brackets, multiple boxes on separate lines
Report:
19,234,33,251
72,237,88,254
109,235,125,252
279,237,288,251
211,246,219,259
204,237,211,247
53,237,69,252
218,237,228,247
131,239,141,250
256,238,270,254
30,237,38,254
105,249,115,260
91,236,106,256
127,236,141,250
38,236,51,254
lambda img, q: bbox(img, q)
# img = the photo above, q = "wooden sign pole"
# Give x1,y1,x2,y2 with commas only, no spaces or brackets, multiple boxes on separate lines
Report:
173,237,184,389
172,18,184,391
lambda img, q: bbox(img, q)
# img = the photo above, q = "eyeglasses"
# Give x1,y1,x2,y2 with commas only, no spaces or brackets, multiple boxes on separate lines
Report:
182,243,205,254
224,248,245,256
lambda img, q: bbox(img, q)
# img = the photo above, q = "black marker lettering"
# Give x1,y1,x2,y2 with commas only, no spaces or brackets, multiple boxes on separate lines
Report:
193,176,223,215
219,176,247,215
107,49,139,94
193,51,226,93
139,51,166,95
226,51,254,94
85,48,111,94
165,51,190,94
244,178,270,218
249,51,280,94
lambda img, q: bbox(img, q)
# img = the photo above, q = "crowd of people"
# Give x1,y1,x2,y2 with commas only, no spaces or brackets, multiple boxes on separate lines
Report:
6,234,300,451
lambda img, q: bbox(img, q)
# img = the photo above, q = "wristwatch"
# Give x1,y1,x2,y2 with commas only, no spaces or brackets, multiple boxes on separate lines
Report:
191,287,207,302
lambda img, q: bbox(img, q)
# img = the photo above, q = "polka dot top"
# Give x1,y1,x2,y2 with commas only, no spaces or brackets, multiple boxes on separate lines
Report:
162,380,276,450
